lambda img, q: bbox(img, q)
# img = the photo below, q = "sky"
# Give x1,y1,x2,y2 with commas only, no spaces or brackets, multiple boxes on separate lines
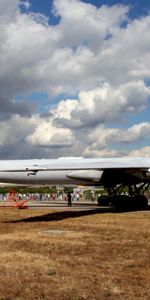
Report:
0,0,150,159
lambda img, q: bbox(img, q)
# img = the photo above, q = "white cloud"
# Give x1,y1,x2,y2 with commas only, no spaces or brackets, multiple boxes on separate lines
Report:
83,147,123,158
0,114,36,145
84,145,150,158
116,123,150,143
20,1,30,10
54,82,150,128
96,15,150,85
1,1,150,102
0,0,19,21
81,122,150,157
129,146,150,157
0,0,150,158
26,118,75,147
53,0,129,49
52,99,78,119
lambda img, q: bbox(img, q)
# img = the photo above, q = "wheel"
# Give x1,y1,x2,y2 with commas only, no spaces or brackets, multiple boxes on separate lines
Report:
97,195,110,206
136,195,148,210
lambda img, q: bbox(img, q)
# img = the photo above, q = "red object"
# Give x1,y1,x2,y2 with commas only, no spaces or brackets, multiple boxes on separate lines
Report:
14,199,28,209
1,190,28,209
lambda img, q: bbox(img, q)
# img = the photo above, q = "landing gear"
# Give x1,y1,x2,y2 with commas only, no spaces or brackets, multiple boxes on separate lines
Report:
97,195,111,206
110,195,148,210
97,183,149,210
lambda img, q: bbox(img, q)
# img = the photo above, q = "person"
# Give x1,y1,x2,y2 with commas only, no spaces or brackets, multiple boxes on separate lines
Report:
67,192,72,207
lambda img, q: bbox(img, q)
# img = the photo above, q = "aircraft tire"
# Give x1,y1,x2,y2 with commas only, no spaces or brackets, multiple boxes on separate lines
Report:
97,195,111,206
112,195,148,210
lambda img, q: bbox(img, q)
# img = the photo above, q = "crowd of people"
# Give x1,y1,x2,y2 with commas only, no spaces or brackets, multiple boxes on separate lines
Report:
0,189,96,206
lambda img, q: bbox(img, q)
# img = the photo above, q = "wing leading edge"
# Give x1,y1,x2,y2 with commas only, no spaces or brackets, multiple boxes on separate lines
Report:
0,157,150,172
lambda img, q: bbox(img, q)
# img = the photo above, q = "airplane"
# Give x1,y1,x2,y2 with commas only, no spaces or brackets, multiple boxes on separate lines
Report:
0,156,150,208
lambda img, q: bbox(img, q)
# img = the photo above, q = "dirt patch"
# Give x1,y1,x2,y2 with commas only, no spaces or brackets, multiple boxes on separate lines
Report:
39,229,75,235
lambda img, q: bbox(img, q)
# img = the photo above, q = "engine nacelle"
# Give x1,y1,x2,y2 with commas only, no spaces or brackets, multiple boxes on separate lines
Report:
67,170,103,183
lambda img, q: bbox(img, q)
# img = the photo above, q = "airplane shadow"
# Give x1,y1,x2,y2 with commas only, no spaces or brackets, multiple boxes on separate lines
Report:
10,208,109,223
7,205,150,223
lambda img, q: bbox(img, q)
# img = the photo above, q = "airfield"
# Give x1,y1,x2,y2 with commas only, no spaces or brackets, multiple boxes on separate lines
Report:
0,200,150,300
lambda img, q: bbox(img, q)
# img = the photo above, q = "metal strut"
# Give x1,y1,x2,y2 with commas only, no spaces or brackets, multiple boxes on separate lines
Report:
98,183,149,209
106,182,150,197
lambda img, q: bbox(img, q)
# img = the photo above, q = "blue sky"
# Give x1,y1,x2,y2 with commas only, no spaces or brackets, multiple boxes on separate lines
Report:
0,0,150,158
20,0,150,20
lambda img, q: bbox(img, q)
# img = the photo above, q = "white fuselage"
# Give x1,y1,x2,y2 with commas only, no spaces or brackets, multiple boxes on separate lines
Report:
0,170,74,185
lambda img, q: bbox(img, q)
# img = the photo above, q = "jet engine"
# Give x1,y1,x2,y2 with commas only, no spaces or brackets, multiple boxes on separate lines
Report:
67,170,103,183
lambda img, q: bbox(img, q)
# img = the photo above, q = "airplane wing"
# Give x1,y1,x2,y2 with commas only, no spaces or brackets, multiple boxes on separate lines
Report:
41,157,150,170
0,157,149,209
0,157,150,172
0,157,149,187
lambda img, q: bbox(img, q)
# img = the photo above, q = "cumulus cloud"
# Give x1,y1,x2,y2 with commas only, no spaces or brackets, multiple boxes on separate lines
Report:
83,147,124,158
0,0,19,20
0,114,36,145
0,0,150,158
26,118,75,147
129,146,150,157
81,122,150,154
54,82,150,128
53,0,129,49
20,1,30,10
1,1,150,101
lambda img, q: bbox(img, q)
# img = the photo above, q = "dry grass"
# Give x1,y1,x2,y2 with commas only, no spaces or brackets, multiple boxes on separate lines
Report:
0,207,150,300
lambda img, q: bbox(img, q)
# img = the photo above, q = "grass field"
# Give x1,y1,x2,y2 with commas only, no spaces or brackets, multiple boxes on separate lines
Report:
0,207,150,300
